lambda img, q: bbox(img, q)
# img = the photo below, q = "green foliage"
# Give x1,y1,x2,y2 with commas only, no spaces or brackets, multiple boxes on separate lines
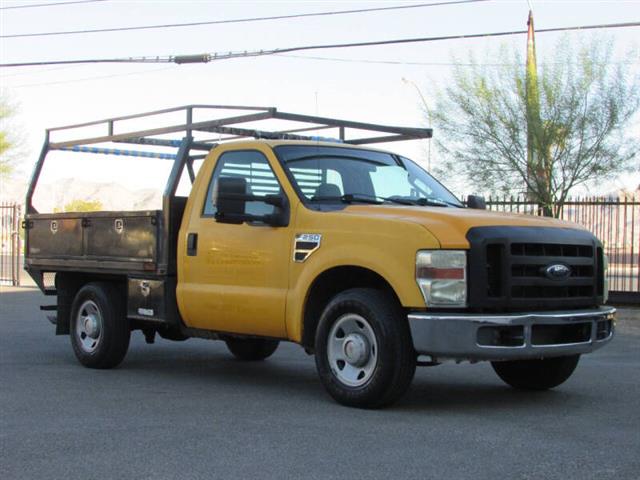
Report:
433,37,640,216
54,199,104,212
0,98,17,177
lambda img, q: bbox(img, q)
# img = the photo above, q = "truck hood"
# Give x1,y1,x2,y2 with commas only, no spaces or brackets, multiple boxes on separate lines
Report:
342,205,586,249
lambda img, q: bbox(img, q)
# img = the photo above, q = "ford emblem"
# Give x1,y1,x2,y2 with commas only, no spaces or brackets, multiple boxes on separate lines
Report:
543,264,571,280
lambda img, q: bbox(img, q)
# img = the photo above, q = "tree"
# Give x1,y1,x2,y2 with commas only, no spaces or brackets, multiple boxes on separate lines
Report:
0,98,18,178
54,199,104,212
432,37,640,216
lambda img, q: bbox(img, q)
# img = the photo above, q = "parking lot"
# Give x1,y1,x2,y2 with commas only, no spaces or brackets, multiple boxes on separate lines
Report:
1,286,639,480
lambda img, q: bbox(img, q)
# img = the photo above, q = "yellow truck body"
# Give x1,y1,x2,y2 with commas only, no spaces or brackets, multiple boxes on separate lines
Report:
25,107,615,408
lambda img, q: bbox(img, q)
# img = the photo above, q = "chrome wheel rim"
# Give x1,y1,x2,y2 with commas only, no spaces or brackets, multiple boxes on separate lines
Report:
327,313,378,387
75,300,102,354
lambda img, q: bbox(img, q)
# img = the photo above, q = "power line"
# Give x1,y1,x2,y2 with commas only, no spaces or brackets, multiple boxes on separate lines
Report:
1,0,489,38
0,0,107,10
258,21,640,57
277,54,490,66
275,53,640,67
1,57,161,68
0,64,80,78
0,53,222,70
2,20,639,68
7,54,638,88
6,66,176,88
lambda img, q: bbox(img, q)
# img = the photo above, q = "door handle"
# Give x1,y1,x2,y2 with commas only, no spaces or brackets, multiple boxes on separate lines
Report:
187,233,198,256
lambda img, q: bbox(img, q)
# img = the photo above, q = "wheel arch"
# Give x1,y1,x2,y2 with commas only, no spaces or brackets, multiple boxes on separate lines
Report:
301,265,402,350
54,272,127,335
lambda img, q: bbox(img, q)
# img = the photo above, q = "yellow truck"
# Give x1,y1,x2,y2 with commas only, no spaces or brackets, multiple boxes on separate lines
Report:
25,106,615,408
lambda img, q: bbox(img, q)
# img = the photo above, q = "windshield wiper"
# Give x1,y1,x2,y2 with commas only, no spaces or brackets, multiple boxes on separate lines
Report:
414,197,454,207
383,195,453,207
310,193,460,208
310,193,431,206
311,193,383,204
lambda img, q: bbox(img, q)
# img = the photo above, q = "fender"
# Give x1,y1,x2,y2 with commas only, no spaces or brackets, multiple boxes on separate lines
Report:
285,214,440,342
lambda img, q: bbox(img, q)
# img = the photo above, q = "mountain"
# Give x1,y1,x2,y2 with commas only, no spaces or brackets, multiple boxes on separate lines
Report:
0,176,162,211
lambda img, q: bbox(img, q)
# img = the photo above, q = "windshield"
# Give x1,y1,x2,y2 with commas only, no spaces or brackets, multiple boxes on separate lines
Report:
274,145,462,207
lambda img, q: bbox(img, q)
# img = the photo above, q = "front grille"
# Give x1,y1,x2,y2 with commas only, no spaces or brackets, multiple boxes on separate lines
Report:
511,243,593,257
467,227,604,312
511,264,593,278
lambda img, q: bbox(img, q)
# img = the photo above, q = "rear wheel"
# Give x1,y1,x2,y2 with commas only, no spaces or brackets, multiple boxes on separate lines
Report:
314,288,416,408
491,355,580,390
225,338,279,361
70,282,130,369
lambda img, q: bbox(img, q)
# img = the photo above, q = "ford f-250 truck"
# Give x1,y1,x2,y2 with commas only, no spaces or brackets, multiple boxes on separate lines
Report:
24,105,615,408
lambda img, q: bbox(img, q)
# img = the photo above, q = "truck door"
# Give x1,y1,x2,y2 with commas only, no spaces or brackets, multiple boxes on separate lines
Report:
178,147,293,338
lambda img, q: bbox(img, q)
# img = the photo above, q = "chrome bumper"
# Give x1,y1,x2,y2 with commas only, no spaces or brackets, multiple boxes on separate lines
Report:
408,306,615,361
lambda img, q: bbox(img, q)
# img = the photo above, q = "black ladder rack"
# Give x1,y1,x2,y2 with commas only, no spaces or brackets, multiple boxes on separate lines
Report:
26,104,432,214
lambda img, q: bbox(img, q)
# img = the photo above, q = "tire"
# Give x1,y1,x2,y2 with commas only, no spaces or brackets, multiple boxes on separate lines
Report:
314,288,416,409
225,338,279,361
157,326,189,342
491,355,580,390
70,282,130,369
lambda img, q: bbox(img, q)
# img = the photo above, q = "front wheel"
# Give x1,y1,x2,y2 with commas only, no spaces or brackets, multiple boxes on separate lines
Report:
491,355,580,390
70,282,130,369
314,288,416,409
225,338,279,361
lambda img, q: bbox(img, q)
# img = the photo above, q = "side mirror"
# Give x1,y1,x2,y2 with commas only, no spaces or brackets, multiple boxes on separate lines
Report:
214,177,289,227
264,194,287,209
216,177,247,223
467,194,487,210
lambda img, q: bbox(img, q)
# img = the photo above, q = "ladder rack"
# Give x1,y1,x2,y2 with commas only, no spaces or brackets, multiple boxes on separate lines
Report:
27,105,432,214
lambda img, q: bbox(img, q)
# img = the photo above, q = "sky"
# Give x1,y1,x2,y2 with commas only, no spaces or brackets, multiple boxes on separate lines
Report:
1,0,639,205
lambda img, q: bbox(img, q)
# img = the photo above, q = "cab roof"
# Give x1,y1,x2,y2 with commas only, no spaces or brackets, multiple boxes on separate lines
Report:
221,138,396,155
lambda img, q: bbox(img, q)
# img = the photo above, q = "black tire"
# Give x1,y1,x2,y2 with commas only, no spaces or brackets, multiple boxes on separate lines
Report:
157,326,189,342
314,288,416,409
70,282,130,369
491,355,580,390
225,338,279,361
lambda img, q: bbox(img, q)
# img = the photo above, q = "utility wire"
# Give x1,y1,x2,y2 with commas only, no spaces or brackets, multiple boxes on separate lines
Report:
0,64,80,78
2,20,639,68
7,66,176,88
0,0,108,10
1,0,489,38
1,57,161,67
277,54,496,66
275,53,640,67
256,21,640,57
7,54,637,88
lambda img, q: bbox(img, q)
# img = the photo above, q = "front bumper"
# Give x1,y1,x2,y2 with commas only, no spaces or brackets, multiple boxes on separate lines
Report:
408,306,615,361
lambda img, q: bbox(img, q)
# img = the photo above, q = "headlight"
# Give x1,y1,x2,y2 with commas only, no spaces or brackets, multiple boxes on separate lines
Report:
416,250,467,307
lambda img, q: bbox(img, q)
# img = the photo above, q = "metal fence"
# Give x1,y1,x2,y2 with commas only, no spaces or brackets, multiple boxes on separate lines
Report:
484,195,639,299
0,202,21,286
1,194,638,300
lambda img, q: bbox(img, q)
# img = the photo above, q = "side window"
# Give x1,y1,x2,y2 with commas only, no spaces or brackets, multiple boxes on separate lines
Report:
288,165,344,199
203,150,282,217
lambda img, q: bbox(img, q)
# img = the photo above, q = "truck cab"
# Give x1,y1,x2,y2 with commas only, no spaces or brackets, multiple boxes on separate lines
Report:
24,106,615,408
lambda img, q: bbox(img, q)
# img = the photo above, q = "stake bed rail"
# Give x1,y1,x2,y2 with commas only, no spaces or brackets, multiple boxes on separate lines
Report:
27,104,431,214
24,105,431,290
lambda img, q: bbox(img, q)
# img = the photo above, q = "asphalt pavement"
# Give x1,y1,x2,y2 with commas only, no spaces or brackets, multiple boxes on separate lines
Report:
1,286,639,480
